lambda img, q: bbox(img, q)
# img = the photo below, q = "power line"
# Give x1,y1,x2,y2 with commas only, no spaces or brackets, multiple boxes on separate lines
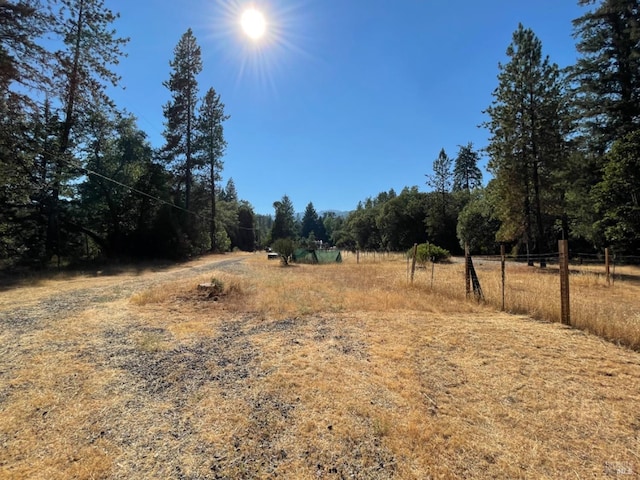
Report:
83,167,257,231
84,168,199,217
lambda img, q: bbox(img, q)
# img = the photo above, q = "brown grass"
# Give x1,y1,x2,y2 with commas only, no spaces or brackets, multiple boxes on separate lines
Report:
1,252,639,478
427,257,640,350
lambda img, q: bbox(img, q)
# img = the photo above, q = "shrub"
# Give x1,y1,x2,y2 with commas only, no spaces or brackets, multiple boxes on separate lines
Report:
272,238,295,266
408,243,451,264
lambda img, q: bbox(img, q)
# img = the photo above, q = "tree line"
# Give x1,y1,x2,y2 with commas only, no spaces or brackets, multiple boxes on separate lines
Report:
318,1,640,259
1,0,639,270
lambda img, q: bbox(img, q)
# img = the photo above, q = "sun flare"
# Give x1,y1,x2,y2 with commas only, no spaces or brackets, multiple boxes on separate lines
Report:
241,8,266,40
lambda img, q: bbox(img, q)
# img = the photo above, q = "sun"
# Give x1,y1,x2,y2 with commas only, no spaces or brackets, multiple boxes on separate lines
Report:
241,8,266,40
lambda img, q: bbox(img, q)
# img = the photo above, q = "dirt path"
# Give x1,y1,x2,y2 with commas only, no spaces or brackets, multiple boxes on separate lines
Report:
0,254,248,330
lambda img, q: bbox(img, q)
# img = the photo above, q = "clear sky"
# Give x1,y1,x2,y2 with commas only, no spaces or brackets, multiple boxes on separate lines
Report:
109,0,585,215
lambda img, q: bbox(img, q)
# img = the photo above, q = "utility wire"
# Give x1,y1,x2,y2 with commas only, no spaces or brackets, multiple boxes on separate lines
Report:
83,166,257,231
84,167,201,218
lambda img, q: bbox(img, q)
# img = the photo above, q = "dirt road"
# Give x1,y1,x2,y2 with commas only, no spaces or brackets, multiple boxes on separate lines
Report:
0,254,247,330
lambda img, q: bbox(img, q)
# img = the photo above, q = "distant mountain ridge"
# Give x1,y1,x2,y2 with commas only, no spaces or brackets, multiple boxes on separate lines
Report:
294,210,351,220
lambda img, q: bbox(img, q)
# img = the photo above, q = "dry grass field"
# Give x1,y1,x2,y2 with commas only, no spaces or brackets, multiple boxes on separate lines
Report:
1,252,639,479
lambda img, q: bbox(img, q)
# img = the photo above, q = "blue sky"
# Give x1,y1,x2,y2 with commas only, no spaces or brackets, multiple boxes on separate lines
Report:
109,0,585,215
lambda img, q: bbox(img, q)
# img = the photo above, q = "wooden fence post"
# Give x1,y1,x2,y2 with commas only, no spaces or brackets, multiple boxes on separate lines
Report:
605,247,610,286
465,242,471,299
356,249,360,264
501,243,506,311
559,240,571,325
430,259,435,289
410,243,418,284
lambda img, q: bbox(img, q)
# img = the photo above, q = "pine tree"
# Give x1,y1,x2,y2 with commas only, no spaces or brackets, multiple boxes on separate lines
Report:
453,142,483,193
0,1,57,265
236,202,256,252
571,0,640,153
162,28,202,213
570,0,640,251
427,148,452,215
46,0,128,260
222,178,238,203
270,195,296,242
426,148,453,242
300,202,326,242
194,86,229,252
592,129,640,254
0,0,51,105
484,24,566,262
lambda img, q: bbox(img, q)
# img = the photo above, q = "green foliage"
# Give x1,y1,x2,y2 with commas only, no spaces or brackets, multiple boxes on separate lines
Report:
457,189,501,254
571,0,640,153
0,0,50,103
270,195,296,241
272,238,295,266
408,243,451,264
195,87,229,252
484,24,566,255
426,148,453,195
377,187,428,251
221,178,238,202
162,28,202,215
346,202,382,250
453,142,483,193
213,225,232,253
301,202,326,242
593,130,640,254
254,214,273,250
5,0,640,270
79,114,168,258
235,202,256,251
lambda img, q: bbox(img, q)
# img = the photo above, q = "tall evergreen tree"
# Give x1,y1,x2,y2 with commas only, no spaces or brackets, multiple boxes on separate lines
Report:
426,148,453,220
300,202,326,242
484,24,566,262
571,0,640,153
270,195,296,242
162,28,202,213
194,86,229,252
570,0,640,251
46,0,128,260
425,148,456,248
0,0,51,105
236,201,256,251
452,142,483,193
592,129,640,254
222,177,238,203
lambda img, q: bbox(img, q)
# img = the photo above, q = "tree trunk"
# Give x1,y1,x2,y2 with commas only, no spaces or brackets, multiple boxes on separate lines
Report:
47,0,84,260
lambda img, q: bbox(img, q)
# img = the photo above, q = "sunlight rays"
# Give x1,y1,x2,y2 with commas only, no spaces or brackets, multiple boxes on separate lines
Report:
202,0,316,96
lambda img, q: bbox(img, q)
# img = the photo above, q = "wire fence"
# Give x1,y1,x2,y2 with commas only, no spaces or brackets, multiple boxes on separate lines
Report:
341,245,640,351
436,246,639,350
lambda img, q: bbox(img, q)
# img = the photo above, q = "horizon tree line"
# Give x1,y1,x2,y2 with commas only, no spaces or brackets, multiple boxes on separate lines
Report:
1,0,639,270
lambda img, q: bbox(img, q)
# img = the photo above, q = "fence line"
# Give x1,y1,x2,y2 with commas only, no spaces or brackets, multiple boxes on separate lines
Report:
464,247,639,350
